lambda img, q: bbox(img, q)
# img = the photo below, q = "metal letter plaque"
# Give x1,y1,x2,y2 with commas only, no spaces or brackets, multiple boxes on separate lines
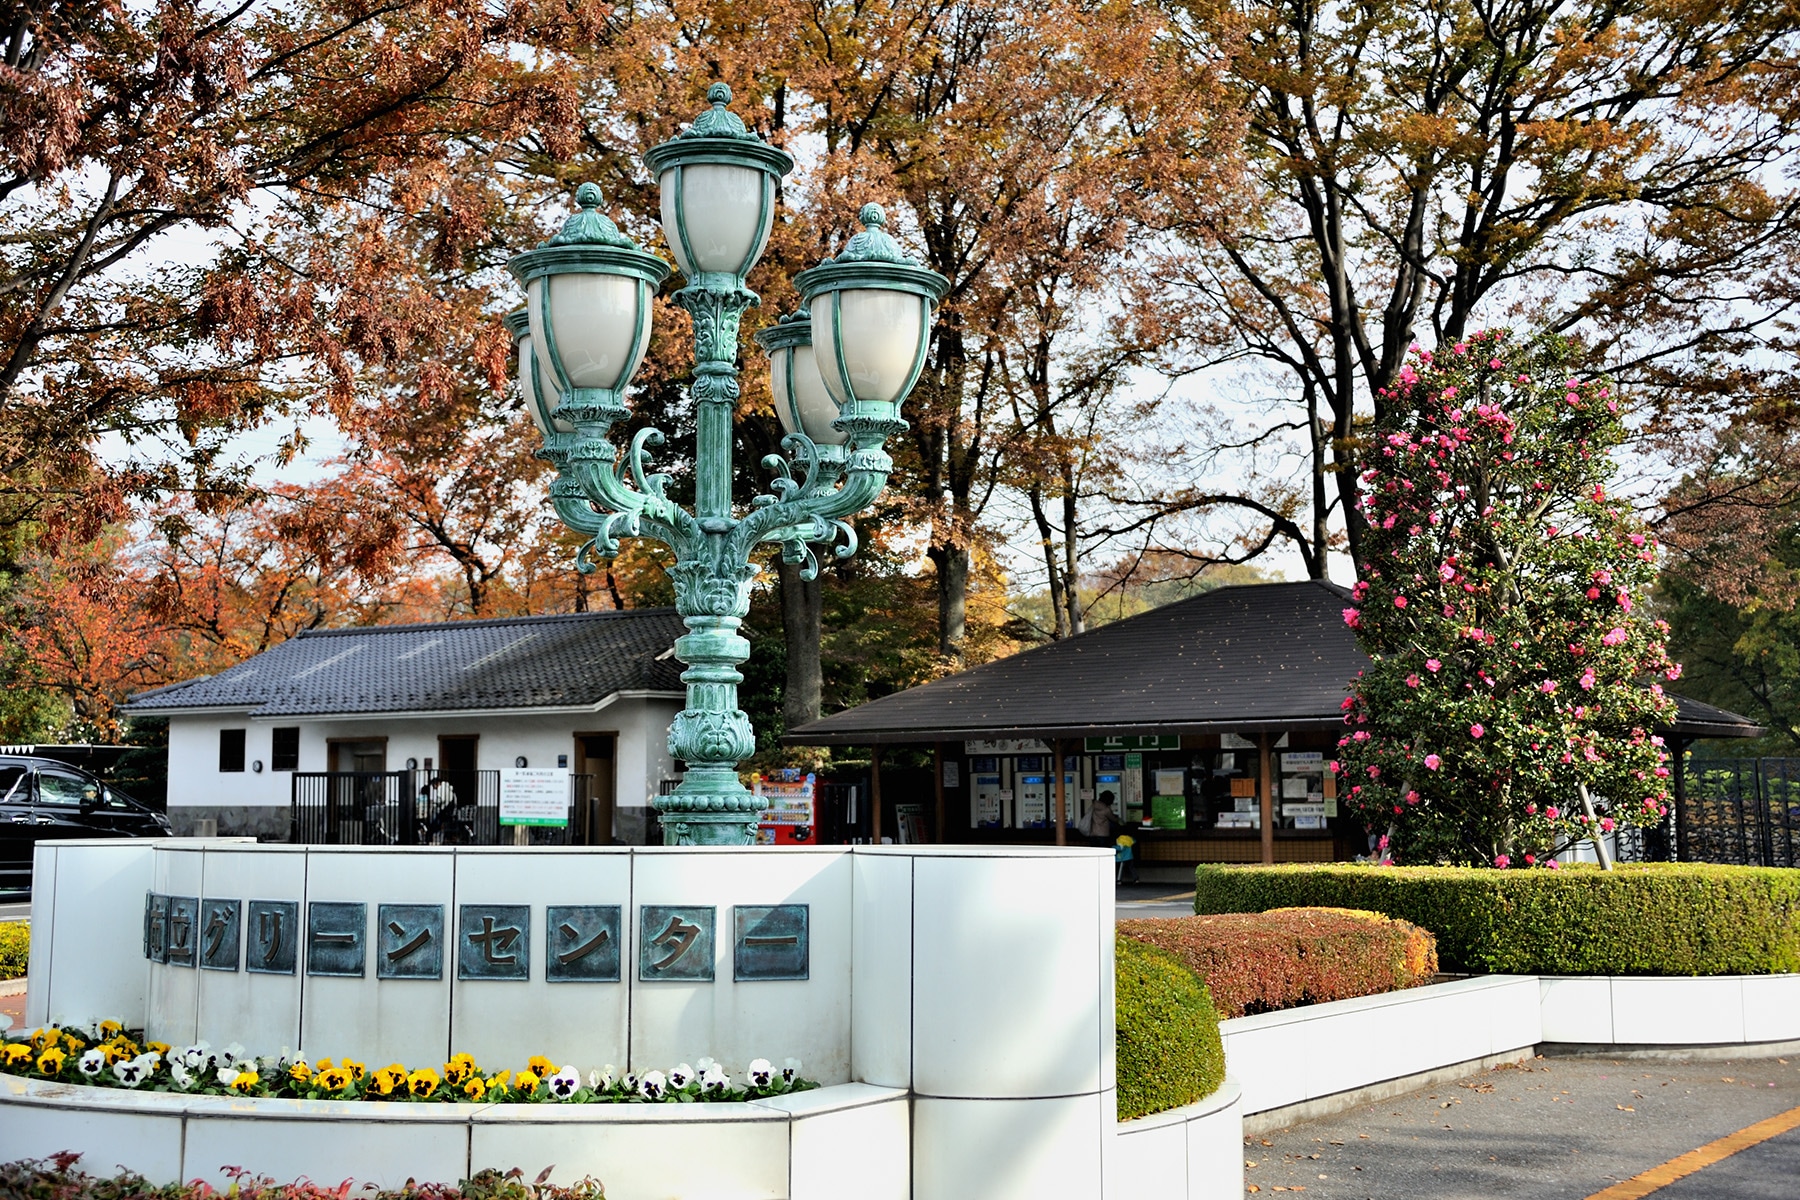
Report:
638,905,715,982
546,905,622,983
166,896,199,969
247,900,299,975
377,904,444,981
144,893,167,963
458,905,529,981
307,901,368,977
734,904,809,982
199,899,242,972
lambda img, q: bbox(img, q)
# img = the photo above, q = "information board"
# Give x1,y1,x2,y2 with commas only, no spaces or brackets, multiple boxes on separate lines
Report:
498,768,569,827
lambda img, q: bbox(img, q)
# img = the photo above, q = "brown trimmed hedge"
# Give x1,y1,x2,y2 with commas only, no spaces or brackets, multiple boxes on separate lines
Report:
1193,862,1800,976
1115,934,1224,1121
1119,908,1438,1019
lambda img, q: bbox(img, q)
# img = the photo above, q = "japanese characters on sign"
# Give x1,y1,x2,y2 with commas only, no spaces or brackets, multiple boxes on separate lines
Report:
142,893,808,986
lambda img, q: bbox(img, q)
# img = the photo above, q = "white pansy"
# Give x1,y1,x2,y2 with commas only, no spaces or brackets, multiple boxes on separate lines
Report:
700,1063,729,1093
668,1063,693,1090
77,1048,106,1077
217,1066,241,1088
639,1069,667,1100
169,1062,195,1089
695,1056,716,1072
112,1057,148,1088
781,1058,802,1083
219,1042,246,1067
547,1066,581,1099
747,1058,773,1088
623,1072,639,1094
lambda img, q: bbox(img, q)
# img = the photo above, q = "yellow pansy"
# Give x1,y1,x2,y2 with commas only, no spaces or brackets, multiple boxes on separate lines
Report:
230,1070,259,1093
526,1055,556,1077
3,1044,33,1067
462,1076,487,1101
147,1041,171,1058
99,1021,123,1038
343,1059,366,1081
514,1070,540,1095
36,1048,65,1075
369,1066,405,1097
316,1067,353,1093
29,1028,57,1051
406,1068,440,1098
289,1062,313,1083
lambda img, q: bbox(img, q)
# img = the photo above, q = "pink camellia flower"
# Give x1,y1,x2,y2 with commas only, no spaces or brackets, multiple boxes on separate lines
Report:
1601,818,1615,833
1547,860,1561,870
1617,590,1633,613
1405,790,1420,805
1439,563,1456,582
1539,680,1557,694
1406,674,1421,688
1526,803,1538,815
1394,595,1408,608
1545,806,1560,820
1666,663,1683,681
1343,608,1362,629
1580,670,1597,691
1586,586,1602,600
1602,627,1627,646
1493,854,1510,869
1426,658,1442,672
1423,754,1442,770
1524,854,1537,866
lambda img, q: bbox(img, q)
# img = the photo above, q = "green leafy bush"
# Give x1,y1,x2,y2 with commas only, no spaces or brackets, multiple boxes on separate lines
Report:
1115,934,1224,1121
0,1155,604,1198
0,922,25,979
1119,908,1437,1018
1194,862,1800,975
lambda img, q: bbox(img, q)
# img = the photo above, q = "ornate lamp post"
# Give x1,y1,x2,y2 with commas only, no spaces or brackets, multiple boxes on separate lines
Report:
507,83,947,845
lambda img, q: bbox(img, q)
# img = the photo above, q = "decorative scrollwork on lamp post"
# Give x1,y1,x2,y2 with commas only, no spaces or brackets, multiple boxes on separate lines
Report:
506,82,948,845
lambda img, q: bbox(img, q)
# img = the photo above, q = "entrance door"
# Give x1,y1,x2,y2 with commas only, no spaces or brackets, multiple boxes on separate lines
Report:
325,739,388,843
572,733,616,845
436,735,479,814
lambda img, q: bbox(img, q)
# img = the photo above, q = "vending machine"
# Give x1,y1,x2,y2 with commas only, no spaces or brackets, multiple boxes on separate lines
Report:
755,771,817,844
970,757,1004,829
1016,761,1049,828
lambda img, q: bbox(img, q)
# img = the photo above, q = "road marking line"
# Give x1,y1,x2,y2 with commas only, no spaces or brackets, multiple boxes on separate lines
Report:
1584,1103,1800,1200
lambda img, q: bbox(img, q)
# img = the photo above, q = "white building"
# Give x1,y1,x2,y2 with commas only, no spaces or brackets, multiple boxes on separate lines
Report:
122,610,689,844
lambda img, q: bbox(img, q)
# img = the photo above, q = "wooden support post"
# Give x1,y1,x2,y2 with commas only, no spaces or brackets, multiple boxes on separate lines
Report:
1258,731,1275,865
870,746,883,843
1054,738,1068,846
933,743,947,844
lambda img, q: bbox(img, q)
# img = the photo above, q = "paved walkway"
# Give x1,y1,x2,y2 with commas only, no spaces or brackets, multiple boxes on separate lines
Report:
1246,1052,1800,1199
1114,883,1196,921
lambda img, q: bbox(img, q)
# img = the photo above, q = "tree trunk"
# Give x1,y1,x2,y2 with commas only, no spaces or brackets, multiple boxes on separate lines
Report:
928,542,970,661
775,557,822,729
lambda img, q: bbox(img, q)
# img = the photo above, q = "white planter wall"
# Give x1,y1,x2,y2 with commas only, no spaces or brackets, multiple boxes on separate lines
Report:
1539,973,1800,1046
1115,1078,1244,1200
0,1074,909,1199
1220,975,1542,1115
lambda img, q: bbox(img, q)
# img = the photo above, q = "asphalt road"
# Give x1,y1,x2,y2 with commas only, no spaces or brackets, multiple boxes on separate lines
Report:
1245,1053,1800,1199
0,902,28,922
1114,883,1196,921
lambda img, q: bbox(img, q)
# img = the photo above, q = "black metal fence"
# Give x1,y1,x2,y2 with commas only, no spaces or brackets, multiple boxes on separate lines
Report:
1679,758,1800,867
290,771,594,846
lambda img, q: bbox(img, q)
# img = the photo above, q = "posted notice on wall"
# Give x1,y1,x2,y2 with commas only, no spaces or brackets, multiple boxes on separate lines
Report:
498,768,568,827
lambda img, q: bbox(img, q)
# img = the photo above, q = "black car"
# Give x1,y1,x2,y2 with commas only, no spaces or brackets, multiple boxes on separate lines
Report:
1,755,172,896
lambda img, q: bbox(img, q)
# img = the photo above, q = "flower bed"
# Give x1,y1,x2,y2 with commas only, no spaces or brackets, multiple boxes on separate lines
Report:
1118,908,1437,1018
1,1156,603,1200
1193,861,1800,975
0,1022,817,1105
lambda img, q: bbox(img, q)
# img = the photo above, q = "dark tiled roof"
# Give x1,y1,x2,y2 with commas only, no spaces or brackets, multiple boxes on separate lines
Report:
124,610,687,717
785,580,1763,745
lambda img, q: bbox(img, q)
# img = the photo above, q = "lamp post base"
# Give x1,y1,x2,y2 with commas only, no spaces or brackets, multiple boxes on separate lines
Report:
655,794,764,845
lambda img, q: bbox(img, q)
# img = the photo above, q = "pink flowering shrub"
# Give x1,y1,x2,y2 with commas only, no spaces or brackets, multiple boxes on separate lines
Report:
1336,331,1678,866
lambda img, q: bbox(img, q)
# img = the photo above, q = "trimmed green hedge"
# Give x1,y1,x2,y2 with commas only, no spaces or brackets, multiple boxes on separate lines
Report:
1193,862,1800,976
1120,909,1437,1018
1115,934,1224,1121
0,923,24,979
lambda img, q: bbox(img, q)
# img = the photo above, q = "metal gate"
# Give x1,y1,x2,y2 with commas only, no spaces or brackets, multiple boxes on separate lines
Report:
1680,758,1800,867
290,771,593,846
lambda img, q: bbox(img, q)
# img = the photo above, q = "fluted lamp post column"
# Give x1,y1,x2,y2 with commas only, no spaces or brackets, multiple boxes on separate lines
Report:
506,82,947,845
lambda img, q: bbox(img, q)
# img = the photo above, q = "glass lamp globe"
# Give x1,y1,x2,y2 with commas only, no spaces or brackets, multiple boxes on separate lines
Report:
505,183,672,423
755,308,847,447
643,83,794,283
503,307,570,441
794,204,949,416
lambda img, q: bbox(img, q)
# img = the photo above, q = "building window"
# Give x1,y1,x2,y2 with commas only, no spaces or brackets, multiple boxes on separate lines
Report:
219,728,246,773
271,727,300,772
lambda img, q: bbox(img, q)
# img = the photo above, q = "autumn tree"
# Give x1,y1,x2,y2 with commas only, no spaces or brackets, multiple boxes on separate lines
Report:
1336,332,1679,867
1151,0,1800,579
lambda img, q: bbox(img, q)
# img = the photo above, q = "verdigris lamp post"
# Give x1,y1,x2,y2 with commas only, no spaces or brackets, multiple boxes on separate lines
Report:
507,83,947,845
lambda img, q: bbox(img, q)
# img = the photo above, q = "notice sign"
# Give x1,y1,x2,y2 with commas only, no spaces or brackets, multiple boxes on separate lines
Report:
499,768,568,827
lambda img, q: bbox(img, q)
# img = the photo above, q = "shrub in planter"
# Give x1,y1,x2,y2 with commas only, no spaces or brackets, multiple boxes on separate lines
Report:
1193,862,1800,975
1115,934,1224,1121
1119,908,1438,1019
0,922,24,979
